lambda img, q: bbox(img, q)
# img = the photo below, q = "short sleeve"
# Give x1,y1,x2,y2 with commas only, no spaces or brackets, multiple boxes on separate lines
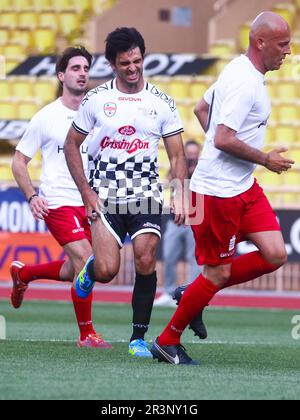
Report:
72,93,97,135
16,112,44,158
204,82,216,105
161,105,184,139
217,80,255,132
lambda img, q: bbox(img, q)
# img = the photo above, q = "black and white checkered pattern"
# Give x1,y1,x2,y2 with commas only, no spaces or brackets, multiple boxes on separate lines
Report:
89,155,163,203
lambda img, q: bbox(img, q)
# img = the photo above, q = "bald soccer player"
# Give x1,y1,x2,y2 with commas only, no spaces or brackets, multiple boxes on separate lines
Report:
151,12,294,365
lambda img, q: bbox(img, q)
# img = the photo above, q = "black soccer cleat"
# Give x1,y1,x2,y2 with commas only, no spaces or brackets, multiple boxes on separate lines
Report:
173,285,208,340
151,338,200,365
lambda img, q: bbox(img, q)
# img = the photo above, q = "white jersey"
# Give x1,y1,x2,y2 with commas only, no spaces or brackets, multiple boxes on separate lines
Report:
190,55,271,198
73,79,183,203
16,98,89,209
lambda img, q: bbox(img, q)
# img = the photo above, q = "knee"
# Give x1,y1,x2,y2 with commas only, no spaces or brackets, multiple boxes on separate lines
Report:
94,262,118,284
135,254,156,275
266,249,288,268
204,265,231,288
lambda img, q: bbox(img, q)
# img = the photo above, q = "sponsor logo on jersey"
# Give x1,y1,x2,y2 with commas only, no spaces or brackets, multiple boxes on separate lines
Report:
118,97,142,102
118,126,136,136
104,102,117,117
220,235,236,258
100,136,149,154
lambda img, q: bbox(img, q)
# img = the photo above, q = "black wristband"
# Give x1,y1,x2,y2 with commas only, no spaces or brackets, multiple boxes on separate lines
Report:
28,194,38,204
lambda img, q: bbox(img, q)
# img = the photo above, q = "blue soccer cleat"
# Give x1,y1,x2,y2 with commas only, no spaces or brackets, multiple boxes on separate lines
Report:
75,255,95,299
128,339,152,358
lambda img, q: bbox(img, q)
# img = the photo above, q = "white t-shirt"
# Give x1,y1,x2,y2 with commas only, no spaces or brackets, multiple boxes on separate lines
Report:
16,98,89,209
190,55,271,198
73,79,183,203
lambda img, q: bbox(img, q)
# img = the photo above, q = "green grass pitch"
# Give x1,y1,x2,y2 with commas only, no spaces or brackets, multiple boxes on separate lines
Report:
0,300,299,400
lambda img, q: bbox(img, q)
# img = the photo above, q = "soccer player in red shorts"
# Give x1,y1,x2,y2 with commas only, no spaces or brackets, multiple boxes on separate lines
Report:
151,12,294,364
11,47,111,349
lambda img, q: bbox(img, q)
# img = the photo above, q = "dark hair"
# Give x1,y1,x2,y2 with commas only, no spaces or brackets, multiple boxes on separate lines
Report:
105,27,146,64
55,46,92,75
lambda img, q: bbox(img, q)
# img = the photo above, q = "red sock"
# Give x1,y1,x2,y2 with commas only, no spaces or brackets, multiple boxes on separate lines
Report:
71,287,96,340
158,274,219,346
19,260,66,284
223,251,277,289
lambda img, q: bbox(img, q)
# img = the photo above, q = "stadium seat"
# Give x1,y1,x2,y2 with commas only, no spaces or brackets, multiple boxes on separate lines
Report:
50,0,75,11
0,100,18,119
291,38,300,55
32,0,53,11
39,11,59,31
17,99,41,119
273,123,298,146
0,12,18,28
264,126,275,146
14,0,34,11
0,80,11,100
265,81,277,100
289,148,300,163
10,76,35,100
57,11,80,37
32,77,57,104
28,164,42,181
283,172,300,187
277,102,300,123
5,58,19,73
92,0,117,14
278,58,296,78
0,164,15,181
272,4,295,28
11,28,34,49
185,117,205,142
33,27,56,53
18,10,39,28
73,0,93,12
176,102,190,122
3,43,25,59
0,27,10,46
277,80,299,101
238,22,250,52
209,40,236,57
189,77,214,102
0,0,14,12
257,170,282,187
167,78,189,101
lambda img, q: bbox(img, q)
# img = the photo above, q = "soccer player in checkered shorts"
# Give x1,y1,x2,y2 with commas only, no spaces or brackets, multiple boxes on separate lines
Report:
65,28,188,357
11,47,111,348
151,12,294,365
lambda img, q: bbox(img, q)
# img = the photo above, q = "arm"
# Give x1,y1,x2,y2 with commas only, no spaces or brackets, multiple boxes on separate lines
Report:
194,98,209,132
64,127,99,219
214,125,294,174
163,134,188,226
12,151,49,220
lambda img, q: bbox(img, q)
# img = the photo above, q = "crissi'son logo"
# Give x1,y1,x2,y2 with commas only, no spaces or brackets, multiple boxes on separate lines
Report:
100,126,149,154
100,136,149,155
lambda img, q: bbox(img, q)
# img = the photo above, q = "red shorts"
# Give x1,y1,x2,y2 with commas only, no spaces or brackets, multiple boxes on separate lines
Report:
191,180,281,266
44,206,91,247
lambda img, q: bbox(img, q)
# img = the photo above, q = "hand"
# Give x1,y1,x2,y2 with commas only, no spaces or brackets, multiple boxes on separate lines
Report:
171,194,186,227
265,147,295,174
82,188,103,221
29,196,49,220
